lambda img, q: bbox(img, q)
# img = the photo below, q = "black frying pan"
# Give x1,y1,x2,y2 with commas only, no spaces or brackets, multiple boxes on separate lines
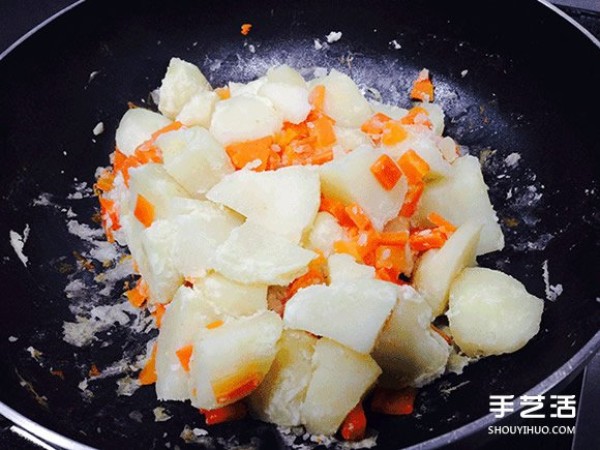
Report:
0,1,599,449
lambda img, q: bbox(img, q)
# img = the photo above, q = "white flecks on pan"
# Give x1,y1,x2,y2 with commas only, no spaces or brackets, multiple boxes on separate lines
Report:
9,224,30,267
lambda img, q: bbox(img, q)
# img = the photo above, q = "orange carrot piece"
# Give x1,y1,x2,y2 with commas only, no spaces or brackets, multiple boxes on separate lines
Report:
398,150,430,184
310,115,336,148
225,136,273,171
319,196,352,227
399,181,425,217
370,154,402,191
206,320,224,330
333,240,363,262
400,106,432,128
431,324,453,345
214,373,261,404
176,344,194,372
409,229,447,251
99,196,121,232
240,23,252,36
381,121,408,146
152,303,166,328
344,203,372,230
215,87,231,100
200,403,248,425
126,279,149,308
340,403,367,441
95,169,115,193
150,121,183,141
309,148,334,165
309,85,326,111
410,70,434,102
375,245,407,272
375,267,401,284
134,194,155,228
427,212,457,234
377,231,409,246
371,387,417,415
88,364,101,378
286,253,328,299
361,112,392,136
139,344,157,385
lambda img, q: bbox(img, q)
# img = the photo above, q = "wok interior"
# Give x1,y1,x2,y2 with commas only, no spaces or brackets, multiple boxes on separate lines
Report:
0,0,598,448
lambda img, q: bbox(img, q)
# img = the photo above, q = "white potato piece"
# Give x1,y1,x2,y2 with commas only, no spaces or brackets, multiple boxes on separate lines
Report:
318,69,372,127
115,108,171,156
229,77,267,97
266,65,306,87
370,101,408,120
189,311,283,409
209,94,281,146
372,286,451,388
156,126,234,196
168,200,244,277
258,81,311,124
155,286,220,401
333,126,371,152
437,136,459,163
413,221,482,316
284,279,396,353
419,102,445,136
207,166,320,244
413,155,504,255
127,163,189,221
175,90,219,128
327,253,375,284
320,145,408,230
304,212,346,256
248,330,317,426
159,57,211,119
193,272,267,317
213,220,317,285
448,267,543,357
302,338,381,435
139,219,183,304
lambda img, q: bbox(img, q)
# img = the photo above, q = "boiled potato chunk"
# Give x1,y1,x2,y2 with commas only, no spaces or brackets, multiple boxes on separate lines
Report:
229,77,267,97
156,126,234,196
370,101,408,120
193,272,267,317
115,108,171,156
320,145,408,230
158,57,211,119
318,69,372,127
413,155,504,255
301,338,381,435
189,311,283,409
333,126,371,152
127,163,189,220
213,220,317,285
448,267,543,357
266,64,306,87
413,221,482,316
419,102,445,136
327,253,375,284
372,286,451,388
175,90,219,128
284,279,396,353
210,95,281,146
206,166,320,244
248,330,317,426
304,212,346,256
155,285,220,401
168,200,244,277
258,81,311,124
139,219,183,304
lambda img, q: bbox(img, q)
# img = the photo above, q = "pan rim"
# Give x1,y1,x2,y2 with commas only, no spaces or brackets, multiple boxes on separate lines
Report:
0,0,598,449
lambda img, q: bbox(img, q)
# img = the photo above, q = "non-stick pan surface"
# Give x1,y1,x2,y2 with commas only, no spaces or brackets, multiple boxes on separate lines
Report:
0,1,599,449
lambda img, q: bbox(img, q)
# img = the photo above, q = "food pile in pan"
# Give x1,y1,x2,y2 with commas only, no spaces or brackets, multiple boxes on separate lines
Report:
94,57,543,440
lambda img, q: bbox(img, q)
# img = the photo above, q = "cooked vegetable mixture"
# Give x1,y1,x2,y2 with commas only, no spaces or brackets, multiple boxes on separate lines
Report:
95,58,543,440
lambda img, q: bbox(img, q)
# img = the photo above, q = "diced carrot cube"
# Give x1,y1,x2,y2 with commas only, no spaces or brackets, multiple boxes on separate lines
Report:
381,121,408,146
139,344,157,385
371,387,417,415
200,402,248,425
344,203,372,230
398,150,430,184
340,403,367,441
225,136,273,171
309,85,326,111
370,154,402,191
134,194,155,228
399,181,425,217
176,344,194,372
